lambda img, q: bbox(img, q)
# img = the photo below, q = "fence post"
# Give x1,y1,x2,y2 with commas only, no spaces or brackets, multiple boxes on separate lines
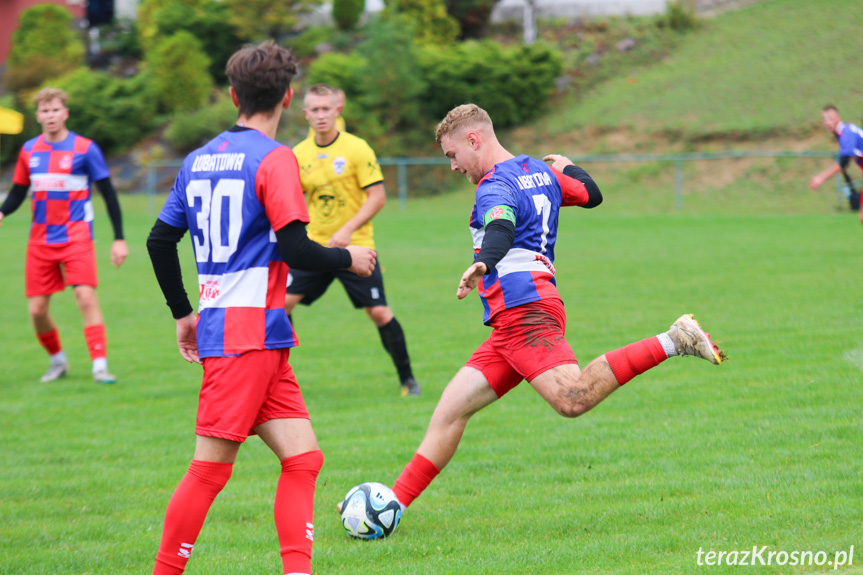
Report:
674,158,683,211
146,163,157,213
397,162,408,210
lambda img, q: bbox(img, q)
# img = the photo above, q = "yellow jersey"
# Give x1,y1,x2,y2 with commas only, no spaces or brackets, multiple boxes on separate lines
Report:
293,131,384,249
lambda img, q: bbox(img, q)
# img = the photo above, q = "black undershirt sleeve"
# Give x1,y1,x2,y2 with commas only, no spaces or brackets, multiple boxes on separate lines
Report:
274,220,352,271
0,184,29,216
146,218,193,319
94,177,125,240
839,155,852,170
475,219,516,272
563,164,603,208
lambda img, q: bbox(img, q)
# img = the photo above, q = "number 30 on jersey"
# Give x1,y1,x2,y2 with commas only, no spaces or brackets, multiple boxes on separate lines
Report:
186,179,244,263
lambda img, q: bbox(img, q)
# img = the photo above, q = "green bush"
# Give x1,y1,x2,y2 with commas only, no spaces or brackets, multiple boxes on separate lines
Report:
4,4,85,92
47,68,157,154
333,0,365,31
164,91,239,152
153,0,242,84
417,41,562,128
383,0,460,45
305,52,365,98
145,31,213,113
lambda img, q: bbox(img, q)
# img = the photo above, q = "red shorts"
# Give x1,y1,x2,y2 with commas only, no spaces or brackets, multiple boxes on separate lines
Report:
25,242,97,297
466,298,578,399
197,348,309,442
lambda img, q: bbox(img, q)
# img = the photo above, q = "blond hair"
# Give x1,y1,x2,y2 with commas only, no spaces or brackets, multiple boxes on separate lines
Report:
434,104,493,144
33,88,68,107
304,83,339,107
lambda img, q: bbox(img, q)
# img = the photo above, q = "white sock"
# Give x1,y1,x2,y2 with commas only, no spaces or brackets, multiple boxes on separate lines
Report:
92,357,108,373
50,351,67,366
657,332,678,357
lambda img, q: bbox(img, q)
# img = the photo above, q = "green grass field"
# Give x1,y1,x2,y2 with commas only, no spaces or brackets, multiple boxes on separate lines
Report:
1,190,861,574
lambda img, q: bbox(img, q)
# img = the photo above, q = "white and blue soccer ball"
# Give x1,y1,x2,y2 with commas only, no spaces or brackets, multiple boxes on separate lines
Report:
340,482,402,539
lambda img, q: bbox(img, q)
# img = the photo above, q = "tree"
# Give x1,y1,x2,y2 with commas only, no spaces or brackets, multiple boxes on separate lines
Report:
333,0,365,31
444,0,500,39
224,0,324,41
5,4,85,92
383,0,460,46
145,31,212,113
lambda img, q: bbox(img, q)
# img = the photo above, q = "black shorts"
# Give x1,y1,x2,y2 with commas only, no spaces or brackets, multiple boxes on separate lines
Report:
286,259,387,309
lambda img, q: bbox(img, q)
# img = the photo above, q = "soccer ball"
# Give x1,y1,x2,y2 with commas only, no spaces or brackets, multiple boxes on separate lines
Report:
340,482,402,539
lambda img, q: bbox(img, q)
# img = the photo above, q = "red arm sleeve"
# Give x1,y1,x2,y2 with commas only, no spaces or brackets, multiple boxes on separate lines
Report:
551,167,589,207
12,148,31,187
256,146,310,230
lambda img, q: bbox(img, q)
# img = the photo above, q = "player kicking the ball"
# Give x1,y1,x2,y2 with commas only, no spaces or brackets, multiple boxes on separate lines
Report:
341,103,726,522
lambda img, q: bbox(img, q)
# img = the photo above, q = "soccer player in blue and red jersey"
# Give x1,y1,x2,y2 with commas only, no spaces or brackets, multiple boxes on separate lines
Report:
0,88,127,384
367,104,726,522
809,104,863,217
146,41,376,575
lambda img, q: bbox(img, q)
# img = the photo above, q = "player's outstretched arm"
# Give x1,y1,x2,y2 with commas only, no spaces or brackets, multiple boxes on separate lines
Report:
274,220,375,276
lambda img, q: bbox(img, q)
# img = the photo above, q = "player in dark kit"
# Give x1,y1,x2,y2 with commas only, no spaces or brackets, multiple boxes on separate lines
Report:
146,41,375,575
0,87,127,384
343,104,726,522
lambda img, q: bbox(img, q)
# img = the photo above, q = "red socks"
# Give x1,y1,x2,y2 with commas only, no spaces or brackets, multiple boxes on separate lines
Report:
153,460,233,575
37,329,62,356
83,324,107,361
605,336,668,385
275,450,324,575
392,453,441,509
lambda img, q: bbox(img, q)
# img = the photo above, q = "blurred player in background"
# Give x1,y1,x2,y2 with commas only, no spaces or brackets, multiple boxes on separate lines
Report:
809,104,863,216
286,83,420,397
0,87,127,384
360,104,726,521
146,42,376,575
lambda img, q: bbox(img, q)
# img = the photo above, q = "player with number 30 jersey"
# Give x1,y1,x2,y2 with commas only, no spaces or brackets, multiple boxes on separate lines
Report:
158,127,308,357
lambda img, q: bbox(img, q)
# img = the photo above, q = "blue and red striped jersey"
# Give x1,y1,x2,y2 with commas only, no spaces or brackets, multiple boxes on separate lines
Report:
470,154,590,324
12,132,110,245
158,127,309,358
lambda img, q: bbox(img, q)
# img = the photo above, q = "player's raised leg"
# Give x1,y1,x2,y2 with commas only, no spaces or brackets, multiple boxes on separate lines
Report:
529,314,725,418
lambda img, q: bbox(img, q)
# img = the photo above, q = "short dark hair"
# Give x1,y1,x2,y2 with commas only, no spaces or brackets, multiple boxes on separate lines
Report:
823,104,839,113
226,40,298,117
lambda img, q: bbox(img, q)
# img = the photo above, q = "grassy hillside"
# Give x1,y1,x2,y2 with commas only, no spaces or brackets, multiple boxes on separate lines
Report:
533,0,863,140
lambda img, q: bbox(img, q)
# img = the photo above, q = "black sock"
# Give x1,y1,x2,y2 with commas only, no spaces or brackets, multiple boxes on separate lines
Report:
377,317,414,382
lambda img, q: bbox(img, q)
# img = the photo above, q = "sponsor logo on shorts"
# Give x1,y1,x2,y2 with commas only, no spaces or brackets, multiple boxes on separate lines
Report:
371,287,380,300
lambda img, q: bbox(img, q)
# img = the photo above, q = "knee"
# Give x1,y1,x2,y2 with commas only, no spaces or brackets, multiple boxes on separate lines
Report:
366,306,393,326
552,400,590,419
28,299,49,319
75,291,98,311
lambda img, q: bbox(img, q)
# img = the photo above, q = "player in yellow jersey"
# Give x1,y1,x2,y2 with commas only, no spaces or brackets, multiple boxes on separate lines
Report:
287,84,420,397
306,87,345,140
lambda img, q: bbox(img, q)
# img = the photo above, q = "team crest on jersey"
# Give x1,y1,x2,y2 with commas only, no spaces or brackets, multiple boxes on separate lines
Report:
29,156,40,168
59,154,73,170
333,156,347,175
